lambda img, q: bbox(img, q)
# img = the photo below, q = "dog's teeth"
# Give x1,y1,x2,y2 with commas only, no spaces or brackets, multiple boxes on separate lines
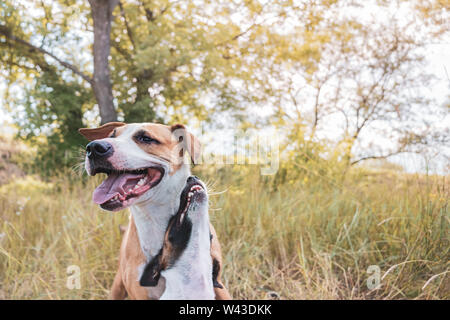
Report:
137,179,145,186
188,192,193,197
191,185,202,192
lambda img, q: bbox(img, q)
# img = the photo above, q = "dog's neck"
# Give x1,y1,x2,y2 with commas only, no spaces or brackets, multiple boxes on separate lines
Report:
130,165,190,260
130,202,172,260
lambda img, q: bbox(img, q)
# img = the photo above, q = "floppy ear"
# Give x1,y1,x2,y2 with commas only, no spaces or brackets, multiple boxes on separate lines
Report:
78,122,125,141
170,124,202,165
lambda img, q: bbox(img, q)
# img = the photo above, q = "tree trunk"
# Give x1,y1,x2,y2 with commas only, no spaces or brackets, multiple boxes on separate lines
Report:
88,0,119,124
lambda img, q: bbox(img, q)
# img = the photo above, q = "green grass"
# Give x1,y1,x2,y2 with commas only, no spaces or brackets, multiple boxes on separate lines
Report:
0,161,448,299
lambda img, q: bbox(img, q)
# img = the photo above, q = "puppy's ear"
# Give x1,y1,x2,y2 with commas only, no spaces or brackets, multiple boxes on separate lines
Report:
78,122,125,141
170,124,202,165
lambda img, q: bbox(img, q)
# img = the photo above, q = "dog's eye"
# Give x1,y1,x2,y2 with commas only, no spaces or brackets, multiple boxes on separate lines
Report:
136,134,160,144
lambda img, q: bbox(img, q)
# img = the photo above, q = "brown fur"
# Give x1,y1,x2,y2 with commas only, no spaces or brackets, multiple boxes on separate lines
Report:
209,224,231,299
78,122,125,141
110,215,166,299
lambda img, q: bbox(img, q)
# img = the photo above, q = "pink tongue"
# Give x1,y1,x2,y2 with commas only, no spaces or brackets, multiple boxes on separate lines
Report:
93,173,142,204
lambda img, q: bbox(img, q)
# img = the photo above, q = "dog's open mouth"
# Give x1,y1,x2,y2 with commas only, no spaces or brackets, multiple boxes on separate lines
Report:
176,178,206,224
93,167,164,210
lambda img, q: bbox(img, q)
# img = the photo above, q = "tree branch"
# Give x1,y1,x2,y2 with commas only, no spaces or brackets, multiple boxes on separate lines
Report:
350,151,406,166
118,1,135,50
0,25,93,85
139,0,156,22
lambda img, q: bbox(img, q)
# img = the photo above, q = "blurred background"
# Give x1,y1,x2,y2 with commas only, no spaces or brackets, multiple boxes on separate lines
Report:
0,0,448,299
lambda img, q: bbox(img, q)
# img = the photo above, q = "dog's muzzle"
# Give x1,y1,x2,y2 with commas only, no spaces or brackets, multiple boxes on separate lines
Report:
85,140,116,176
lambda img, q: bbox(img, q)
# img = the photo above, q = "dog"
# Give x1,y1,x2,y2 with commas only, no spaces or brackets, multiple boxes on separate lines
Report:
79,122,231,300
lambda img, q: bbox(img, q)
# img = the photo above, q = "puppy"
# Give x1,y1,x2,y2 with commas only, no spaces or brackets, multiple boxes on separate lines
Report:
140,176,216,299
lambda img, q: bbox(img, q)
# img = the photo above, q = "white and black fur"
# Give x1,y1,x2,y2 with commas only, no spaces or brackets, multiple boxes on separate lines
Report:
139,176,215,300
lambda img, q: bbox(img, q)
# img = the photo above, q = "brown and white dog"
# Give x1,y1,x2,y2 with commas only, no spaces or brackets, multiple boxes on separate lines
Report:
79,122,231,300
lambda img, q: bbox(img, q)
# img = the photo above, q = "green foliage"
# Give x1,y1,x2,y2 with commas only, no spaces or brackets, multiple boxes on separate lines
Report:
0,0,448,174
4,0,322,169
109,0,303,123
16,70,93,175
1,0,93,172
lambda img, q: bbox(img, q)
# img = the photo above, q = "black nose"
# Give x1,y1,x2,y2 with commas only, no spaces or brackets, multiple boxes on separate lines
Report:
187,176,199,183
86,141,113,159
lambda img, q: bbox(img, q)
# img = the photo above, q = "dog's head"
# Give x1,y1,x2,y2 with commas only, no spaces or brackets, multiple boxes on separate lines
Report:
79,122,201,211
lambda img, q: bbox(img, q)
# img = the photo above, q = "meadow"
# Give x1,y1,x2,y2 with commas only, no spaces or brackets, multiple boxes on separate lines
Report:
0,137,448,299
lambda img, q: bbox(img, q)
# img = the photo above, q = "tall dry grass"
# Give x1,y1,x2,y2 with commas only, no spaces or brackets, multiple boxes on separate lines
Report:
0,149,448,299
201,165,449,299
